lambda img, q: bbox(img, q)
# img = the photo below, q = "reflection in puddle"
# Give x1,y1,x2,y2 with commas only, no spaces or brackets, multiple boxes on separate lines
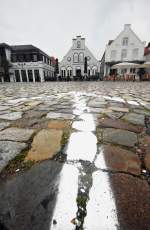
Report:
50,165,78,230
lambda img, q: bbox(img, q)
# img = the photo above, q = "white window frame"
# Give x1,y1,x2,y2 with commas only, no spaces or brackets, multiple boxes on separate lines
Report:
122,37,129,46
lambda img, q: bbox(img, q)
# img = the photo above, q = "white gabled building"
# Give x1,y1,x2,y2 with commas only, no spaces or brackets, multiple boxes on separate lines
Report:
103,24,146,76
60,36,99,80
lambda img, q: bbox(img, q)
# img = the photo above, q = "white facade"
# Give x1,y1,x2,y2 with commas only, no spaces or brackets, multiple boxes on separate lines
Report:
104,24,146,76
10,61,54,82
60,36,99,79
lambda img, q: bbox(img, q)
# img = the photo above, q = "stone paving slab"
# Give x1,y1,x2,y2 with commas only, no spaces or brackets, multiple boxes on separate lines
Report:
123,113,145,126
25,129,63,162
108,107,129,113
46,112,74,120
0,141,27,173
97,145,141,175
106,112,124,119
47,120,71,129
98,128,138,147
0,106,10,111
144,136,150,171
0,122,10,131
98,117,142,133
0,112,22,121
143,103,150,110
110,174,150,229
0,128,35,142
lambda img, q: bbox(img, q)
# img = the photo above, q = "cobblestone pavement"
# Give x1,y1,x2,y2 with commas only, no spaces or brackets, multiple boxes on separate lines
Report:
0,82,150,230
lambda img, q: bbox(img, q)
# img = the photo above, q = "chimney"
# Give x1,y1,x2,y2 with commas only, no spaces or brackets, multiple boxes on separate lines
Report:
124,24,131,29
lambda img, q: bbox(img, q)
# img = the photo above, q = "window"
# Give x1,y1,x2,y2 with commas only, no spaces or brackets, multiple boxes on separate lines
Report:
130,68,136,74
61,69,66,77
28,70,33,82
110,50,117,60
19,54,24,62
11,54,17,62
33,54,38,62
73,53,78,63
34,69,40,82
79,53,84,62
77,41,81,48
15,70,20,82
121,68,127,74
25,54,31,62
132,48,139,59
121,49,127,59
122,37,128,46
67,68,72,77
21,70,27,82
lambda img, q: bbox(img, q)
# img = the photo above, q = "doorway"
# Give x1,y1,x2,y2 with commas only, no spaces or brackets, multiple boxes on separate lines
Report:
76,69,81,79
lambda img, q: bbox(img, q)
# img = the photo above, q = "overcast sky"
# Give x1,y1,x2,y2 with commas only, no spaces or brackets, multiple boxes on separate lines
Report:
0,0,150,60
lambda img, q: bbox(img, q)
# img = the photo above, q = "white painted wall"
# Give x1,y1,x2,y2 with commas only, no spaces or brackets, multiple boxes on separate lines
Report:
5,48,11,61
60,36,99,77
105,24,145,63
10,61,55,82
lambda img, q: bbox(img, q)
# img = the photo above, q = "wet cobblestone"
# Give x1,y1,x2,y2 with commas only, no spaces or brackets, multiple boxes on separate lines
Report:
0,81,150,229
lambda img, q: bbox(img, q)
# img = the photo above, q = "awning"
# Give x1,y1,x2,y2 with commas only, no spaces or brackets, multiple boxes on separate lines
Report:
111,62,140,69
139,62,150,68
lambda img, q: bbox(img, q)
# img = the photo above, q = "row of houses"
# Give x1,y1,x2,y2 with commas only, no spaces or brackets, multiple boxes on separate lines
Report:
0,24,150,82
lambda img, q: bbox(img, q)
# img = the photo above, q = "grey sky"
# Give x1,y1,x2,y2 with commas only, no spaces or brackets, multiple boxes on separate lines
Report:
0,0,149,60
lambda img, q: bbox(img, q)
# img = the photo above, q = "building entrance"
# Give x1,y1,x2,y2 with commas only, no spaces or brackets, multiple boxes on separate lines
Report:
76,69,81,78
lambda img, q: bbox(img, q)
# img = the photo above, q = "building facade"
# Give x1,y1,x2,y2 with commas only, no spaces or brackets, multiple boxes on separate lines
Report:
102,24,146,77
0,43,55,82
144,43,150,62
144,42,150,74
59,36,99,80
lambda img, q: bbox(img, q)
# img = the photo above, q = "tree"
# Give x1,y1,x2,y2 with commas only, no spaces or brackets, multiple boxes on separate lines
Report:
84,57,87,80
0,59,11,82
55,58,59,80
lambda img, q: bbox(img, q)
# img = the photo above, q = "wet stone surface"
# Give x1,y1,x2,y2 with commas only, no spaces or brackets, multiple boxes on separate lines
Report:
98,128,138,147
0,82,150,229
0,141,27,173
96,145,141,175
25,129,63,162
0,128,35,142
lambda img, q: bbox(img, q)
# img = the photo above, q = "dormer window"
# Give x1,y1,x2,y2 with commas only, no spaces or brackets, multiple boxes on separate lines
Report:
122,37,128,46
77,41,81,48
